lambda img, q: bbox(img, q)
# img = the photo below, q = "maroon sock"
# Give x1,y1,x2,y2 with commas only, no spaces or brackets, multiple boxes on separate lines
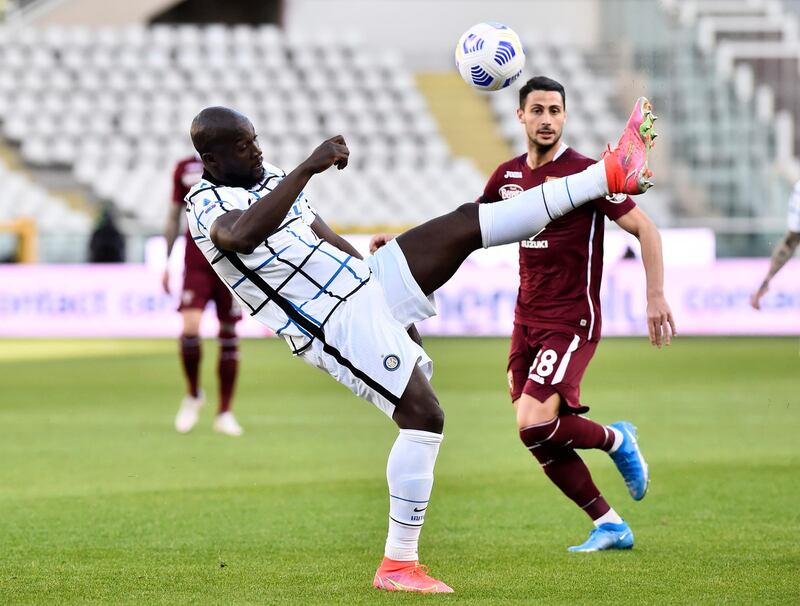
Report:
217,331,239,414
530,444,611,520
180,335,201,398
520,414,615,451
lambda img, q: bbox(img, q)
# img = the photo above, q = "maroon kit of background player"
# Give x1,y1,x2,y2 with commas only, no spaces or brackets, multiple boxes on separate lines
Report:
478,146,635,412
171,156,241,424
173,157,243,325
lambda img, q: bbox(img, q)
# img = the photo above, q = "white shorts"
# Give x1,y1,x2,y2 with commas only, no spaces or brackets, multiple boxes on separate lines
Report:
298,278,433,418
367,238,438,327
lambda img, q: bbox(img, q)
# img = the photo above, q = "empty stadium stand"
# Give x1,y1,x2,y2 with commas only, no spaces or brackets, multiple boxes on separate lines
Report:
0,24,487,233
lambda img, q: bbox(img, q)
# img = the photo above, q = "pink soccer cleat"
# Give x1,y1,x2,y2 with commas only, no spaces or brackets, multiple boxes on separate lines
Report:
602,96,657,195
373,559,454,593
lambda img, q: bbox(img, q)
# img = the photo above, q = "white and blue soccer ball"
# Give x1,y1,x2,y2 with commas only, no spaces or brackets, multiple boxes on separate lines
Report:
455,22,525,91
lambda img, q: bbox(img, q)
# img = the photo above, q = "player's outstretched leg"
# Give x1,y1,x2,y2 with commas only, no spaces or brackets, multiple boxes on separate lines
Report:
608,421,650,500
396,97,657,296
568,521,635,553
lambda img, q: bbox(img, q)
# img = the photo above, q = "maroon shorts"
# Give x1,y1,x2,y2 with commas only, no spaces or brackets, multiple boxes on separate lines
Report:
507,324,598,413
179,264,242,324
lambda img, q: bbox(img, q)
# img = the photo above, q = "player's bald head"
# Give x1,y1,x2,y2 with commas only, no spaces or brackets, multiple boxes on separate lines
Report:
190,106,253,154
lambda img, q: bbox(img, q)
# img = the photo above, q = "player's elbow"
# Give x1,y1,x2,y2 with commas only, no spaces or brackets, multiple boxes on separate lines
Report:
229,235,261,255
212,227,260,255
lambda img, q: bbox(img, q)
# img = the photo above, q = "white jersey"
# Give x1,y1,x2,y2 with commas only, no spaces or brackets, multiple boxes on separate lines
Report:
789,180,800,232
185,162,372,353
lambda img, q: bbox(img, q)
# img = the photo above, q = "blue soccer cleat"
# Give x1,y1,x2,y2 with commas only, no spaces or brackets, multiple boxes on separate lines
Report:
609,421,649,500
568,521,634,552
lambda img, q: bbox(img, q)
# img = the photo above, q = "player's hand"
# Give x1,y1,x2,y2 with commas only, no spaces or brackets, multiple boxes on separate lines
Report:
303,135,349,174
646,293,676,348
161,269,171,294
750,282,769,310
369,233,397,253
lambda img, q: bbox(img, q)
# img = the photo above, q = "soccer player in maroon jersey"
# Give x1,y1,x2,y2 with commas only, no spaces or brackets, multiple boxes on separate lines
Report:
163,155,244,436
478,77,676,552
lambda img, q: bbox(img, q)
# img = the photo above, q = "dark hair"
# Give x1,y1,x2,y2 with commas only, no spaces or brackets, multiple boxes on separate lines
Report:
519,76,566,110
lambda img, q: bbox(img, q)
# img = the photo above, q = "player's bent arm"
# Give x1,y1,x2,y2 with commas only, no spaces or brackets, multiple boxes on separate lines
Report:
615,206,676,346
310,215,363,260
210,136,350,254
615,207,664,297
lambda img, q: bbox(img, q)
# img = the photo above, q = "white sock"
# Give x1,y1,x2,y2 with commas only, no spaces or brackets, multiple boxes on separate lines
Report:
593,507,624,527
478,160,609,247
384,429,443,561
608,426,624,453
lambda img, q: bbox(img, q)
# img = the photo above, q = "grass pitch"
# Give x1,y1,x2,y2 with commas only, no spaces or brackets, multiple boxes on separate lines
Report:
0,337,798,605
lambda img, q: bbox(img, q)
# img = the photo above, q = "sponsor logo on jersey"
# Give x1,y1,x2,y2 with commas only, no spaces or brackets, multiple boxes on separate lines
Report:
383,354,401,371
499,184,524,199
504,170,523,178
521,239,548,249
507,369,514,393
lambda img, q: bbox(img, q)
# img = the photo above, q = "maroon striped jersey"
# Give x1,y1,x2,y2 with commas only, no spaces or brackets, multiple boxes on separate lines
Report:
478,146,635,341
172,155,208,271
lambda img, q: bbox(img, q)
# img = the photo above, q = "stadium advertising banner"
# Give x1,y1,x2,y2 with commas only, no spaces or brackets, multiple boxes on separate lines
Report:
1,258,798,337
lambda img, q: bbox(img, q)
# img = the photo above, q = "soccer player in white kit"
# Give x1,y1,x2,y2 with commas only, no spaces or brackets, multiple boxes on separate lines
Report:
184,103,657,592
751,181,800,309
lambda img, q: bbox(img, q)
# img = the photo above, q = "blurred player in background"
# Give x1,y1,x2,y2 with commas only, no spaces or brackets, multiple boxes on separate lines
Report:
185,100,656,591
477,77,675,552
163,155,244,437
751,181,800,309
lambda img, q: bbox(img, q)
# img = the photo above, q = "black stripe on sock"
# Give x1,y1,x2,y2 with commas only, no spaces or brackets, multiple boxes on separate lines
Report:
389,516,424,528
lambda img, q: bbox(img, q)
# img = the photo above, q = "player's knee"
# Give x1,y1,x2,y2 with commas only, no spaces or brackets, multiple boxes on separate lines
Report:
395,392,444,433
519,419,557,449
417,395,444,433
218,322,237,341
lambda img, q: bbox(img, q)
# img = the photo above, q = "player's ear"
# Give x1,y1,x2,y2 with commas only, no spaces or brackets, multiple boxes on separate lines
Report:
516,107,525,124
201,151,215,167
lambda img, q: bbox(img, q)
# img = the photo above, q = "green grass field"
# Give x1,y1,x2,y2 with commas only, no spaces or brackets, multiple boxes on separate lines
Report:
1,337,798,605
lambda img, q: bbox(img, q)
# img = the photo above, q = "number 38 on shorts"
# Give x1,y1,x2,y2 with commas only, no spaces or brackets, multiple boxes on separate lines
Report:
528,348,560,384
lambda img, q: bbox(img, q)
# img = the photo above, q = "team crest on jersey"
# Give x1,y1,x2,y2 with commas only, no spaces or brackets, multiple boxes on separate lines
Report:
383,355,401,371
504,170,523,178
499,184,524,199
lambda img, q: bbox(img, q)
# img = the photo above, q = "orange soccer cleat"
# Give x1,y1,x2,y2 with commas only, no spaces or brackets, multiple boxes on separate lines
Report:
373,558,454,593
602,96,658,196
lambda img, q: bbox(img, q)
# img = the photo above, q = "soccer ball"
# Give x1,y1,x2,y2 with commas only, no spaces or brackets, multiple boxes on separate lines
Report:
455,22,525,91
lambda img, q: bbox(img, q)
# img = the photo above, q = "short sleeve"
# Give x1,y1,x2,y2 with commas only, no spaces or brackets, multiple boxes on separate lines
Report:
477,165,503,204
597,193,636,220
788,181,800,232
188,196,231,238
298,195,318,225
